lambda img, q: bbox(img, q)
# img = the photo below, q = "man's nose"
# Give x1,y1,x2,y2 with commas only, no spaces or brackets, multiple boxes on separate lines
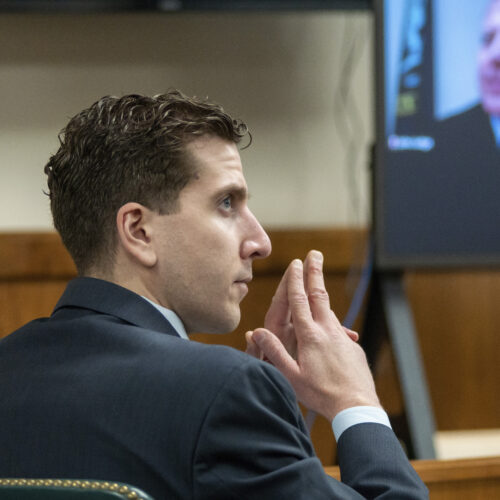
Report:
488,33,500,63
240,211,272,261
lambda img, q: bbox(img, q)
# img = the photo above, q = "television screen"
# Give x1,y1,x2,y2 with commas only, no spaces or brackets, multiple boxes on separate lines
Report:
374,0,500,268
0,0,369,12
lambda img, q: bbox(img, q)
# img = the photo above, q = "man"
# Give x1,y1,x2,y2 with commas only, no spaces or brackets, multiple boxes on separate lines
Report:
420,0,500,256
389,0,500,260
439,0,500,147
478,0,500,141
0,91,427,499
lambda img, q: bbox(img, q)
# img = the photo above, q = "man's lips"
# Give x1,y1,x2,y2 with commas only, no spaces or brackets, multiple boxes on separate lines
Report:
482,75,500,91
235,276,252,284
234,276,252,296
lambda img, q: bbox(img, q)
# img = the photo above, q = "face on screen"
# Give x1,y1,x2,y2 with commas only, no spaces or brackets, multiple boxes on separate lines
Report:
479,0,500,115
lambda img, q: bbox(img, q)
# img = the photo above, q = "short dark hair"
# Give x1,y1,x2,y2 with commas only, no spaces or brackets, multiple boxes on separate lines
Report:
44,90,249,275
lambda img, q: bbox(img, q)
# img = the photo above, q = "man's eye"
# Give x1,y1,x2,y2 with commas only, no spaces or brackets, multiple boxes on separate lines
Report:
221,196,232,210
482,31,495,46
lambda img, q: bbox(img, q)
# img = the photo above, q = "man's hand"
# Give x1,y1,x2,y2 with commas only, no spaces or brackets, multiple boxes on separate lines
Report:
245,251,358,360
247,250,381,421
246,257,296,360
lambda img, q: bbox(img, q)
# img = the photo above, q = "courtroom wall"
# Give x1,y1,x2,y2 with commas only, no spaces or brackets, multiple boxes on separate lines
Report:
0,10,373,231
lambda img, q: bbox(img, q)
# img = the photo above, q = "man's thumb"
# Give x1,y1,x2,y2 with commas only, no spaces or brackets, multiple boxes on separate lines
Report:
251,328,296,378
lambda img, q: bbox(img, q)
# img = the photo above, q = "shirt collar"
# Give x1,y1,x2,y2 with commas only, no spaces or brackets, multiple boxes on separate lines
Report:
141,296,189,340
489,115,500,148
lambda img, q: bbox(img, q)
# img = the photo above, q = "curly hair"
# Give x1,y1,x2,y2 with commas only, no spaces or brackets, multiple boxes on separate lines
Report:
44,90,249,275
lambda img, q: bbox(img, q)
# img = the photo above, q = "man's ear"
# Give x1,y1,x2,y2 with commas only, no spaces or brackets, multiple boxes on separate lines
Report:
116,202,157,268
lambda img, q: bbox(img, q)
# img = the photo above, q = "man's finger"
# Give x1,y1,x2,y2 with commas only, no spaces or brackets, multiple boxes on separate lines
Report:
245,330,263,359
304,250,332,324
287,259,314,329
251,329,299,380
303,252,309,293
343,327,359,342
264,262,291,332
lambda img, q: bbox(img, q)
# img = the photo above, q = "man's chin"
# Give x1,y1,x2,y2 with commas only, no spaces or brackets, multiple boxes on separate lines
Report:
481,97,500,116
192,310,241,335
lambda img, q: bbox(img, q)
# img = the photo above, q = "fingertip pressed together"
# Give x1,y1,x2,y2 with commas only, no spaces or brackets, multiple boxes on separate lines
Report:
251,328,266,344
344,327,360,342
310,249,323,263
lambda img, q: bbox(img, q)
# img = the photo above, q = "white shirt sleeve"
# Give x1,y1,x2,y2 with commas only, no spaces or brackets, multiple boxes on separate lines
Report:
332,406,392,441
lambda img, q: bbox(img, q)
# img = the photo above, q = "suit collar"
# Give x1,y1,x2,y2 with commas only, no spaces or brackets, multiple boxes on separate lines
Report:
53,277,180,338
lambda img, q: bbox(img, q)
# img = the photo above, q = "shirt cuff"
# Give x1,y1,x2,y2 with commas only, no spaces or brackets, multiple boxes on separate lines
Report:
332,406,392,442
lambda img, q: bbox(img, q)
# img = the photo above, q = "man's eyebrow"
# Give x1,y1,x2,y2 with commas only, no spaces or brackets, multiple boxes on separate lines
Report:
214,184,249,200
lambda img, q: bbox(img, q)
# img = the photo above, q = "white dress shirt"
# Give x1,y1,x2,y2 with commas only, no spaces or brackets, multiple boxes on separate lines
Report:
490,115,500,147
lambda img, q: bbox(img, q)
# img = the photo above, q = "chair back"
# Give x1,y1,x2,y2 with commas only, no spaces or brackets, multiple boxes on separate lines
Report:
0,478,154,499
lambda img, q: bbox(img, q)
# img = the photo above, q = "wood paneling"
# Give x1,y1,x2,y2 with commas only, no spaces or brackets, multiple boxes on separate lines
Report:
0,233,75,279
0,281,69,334
0,233,76,335
406,271,500,430
1,230,499,465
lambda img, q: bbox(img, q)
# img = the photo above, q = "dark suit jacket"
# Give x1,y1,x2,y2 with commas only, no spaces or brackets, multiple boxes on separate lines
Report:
384,104,500,262
0,277,427,499
432,105,500,252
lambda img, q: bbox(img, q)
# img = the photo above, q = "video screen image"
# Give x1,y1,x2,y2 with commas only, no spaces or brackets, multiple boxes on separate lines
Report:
376,0,500,267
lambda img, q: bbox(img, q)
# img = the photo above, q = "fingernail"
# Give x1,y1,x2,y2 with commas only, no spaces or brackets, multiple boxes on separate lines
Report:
292,259,303,270
311,250,323,262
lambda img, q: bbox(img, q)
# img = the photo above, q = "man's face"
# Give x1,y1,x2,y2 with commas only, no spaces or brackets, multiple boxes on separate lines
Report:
479,1,500,115
149,135,271,334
